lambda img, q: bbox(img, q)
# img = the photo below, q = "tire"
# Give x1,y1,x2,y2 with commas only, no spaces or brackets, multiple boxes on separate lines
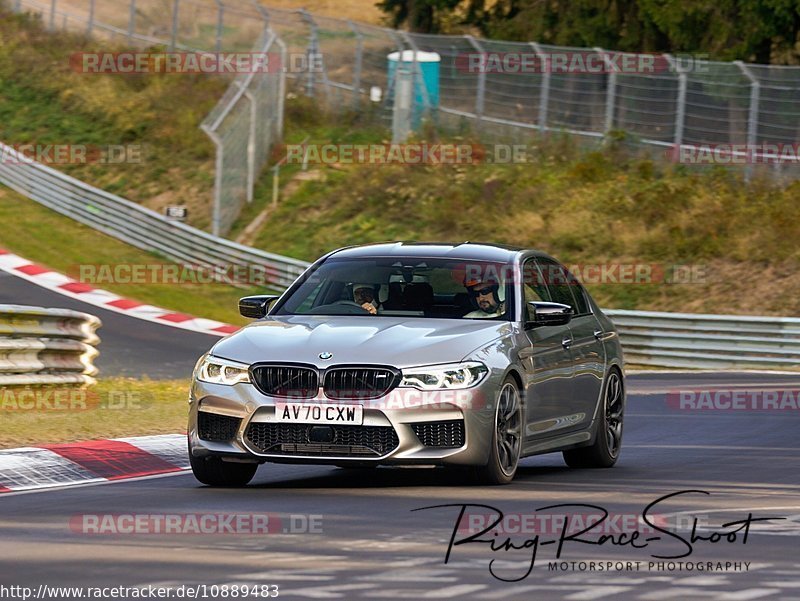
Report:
563,368,624,468
474,377,523,485
190,453,258,487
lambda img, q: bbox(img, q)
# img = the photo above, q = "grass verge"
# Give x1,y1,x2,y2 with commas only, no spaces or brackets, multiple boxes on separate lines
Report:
249,111,800,316
0,378,189,448
0,8,226,229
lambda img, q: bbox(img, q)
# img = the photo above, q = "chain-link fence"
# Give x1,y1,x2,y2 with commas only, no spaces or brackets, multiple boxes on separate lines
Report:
11,0,800,186
9,0,284,236
293,11,800,181
200,29,284,235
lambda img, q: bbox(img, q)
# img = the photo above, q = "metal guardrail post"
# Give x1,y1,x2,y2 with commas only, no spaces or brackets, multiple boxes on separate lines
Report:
127,0,136,44
170,0,180,52
736,60,761,182
49,0,57,31
530,42,550,134
664,54,687,150
465,35,486,129
349,21,364,111
595,47,616,134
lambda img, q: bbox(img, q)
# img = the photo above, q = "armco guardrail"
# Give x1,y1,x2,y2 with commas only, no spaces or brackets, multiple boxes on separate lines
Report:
0,142,310,289
0,305,101,386
605,309,800,370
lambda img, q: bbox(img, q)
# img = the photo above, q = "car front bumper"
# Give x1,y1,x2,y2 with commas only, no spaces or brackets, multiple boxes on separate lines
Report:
188,376,501,467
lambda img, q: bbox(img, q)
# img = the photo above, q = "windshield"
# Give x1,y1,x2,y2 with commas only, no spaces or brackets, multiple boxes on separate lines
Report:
276,257,514,320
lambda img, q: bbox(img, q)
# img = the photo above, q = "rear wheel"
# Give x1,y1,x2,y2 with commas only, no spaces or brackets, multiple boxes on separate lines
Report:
190,453,258,487
474,378,522,485
563,368,624,468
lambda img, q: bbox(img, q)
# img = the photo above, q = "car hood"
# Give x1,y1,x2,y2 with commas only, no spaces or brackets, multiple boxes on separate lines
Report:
211,315,513,368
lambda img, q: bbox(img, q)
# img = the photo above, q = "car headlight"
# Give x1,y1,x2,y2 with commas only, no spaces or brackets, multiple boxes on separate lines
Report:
399,361,488,390
195,355,251,385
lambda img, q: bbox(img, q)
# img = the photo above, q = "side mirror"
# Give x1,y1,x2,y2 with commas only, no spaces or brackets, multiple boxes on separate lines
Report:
239,295,279,319
525,301,573,328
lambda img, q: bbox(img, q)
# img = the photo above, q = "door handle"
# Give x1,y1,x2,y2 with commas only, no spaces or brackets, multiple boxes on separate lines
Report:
594,329,603,339
561,336,572,350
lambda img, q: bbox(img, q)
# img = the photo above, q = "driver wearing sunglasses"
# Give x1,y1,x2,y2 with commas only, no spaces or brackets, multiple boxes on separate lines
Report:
463,276,506,318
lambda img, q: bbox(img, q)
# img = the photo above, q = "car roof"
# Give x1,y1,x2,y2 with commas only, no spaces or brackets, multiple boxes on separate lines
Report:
328,241,532,262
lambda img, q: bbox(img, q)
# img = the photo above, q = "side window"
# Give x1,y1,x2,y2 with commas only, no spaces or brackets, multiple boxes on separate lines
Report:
535,258,589,315
521,259,550,319
568,279,591,315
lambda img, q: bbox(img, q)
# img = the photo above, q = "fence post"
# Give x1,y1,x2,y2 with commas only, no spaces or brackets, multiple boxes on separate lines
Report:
392,65,413,143
275,35,287,138
170,0,180,51
13,0,21,12
242,86,257,204
215,0,224,53
202,127,224,237
595,47,616,134
348,21,364,111
127,0,136,44
530,42,550,134
87,0,95,36
736,60,760,182
400,32,432,124
465,35,486,130
49,0,57,30
299,10,318,97
251,1,270,29
664,54,687,152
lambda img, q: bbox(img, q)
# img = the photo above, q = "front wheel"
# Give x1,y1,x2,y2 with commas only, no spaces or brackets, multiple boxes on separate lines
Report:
474,378,522,485
190,452,258,487
563,368,624,468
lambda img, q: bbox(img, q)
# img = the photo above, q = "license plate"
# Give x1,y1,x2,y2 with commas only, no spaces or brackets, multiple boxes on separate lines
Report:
275,402,363,425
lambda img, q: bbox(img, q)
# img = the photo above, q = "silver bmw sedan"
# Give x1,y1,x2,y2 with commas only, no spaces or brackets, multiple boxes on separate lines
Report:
188,242,625,486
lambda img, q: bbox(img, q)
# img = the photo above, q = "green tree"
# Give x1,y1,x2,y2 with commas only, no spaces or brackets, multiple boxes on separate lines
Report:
376,0,464,32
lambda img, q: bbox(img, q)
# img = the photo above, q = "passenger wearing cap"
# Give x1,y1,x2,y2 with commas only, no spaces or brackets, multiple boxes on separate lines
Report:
464,276,506,318
353,283,378,315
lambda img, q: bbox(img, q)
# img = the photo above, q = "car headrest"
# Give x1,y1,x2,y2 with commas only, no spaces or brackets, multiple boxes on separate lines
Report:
402,282,434,310
453,292,472,309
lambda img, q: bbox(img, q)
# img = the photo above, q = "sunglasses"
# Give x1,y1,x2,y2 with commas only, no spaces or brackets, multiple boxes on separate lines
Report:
469,286,496,297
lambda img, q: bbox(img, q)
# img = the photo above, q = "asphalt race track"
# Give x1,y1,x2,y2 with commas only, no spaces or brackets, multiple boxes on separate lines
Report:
0,268,219,378
1,270,799,599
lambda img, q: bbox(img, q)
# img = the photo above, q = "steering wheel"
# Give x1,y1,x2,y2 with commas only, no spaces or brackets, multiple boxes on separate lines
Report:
307,301,371,315
333,300,371,313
